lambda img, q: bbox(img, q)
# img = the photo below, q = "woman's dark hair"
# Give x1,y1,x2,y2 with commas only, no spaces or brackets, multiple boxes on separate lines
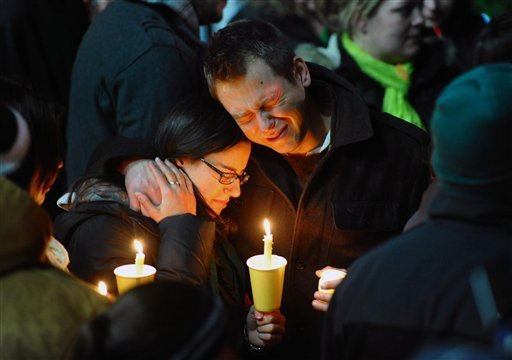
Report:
474,11,512,65
72,281,229,360
0,77,63,191
155,94,247,160
155,94,248,223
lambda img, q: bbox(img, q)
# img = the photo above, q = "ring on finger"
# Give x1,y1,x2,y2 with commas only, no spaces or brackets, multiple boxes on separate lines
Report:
169,180,180,186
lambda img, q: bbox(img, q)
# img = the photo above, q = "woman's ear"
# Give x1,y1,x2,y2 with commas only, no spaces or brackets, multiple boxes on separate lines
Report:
175,158,185,166
292,56,311,87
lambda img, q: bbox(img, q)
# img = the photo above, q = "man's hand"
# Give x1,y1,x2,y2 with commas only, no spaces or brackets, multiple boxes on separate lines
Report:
124,159,162,211
312,266,347,312
135,158,196,222
246,305,286,348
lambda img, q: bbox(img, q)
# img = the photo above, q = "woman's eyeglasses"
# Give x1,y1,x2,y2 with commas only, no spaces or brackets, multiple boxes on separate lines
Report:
200,158,250,185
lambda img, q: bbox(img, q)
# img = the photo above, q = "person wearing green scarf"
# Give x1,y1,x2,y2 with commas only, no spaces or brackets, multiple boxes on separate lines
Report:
335,0,426,130
342,33,424,129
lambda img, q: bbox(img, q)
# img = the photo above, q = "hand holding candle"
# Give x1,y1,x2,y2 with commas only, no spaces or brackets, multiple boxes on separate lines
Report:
313,267,347,312
263,219,273,267
247,218,287,312
134,240,145,276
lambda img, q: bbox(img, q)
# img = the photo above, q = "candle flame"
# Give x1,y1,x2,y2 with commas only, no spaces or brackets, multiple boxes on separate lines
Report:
98,281,108,296
134,240,143,254
263,219,271,236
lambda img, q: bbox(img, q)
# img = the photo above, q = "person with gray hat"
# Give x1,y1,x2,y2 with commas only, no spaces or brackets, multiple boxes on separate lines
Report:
321,63,512,360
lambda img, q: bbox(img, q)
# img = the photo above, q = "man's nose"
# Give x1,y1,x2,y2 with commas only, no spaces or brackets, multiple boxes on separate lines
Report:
255,111,275,132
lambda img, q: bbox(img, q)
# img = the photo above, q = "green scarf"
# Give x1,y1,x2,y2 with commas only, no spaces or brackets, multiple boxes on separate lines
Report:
342,33,425,130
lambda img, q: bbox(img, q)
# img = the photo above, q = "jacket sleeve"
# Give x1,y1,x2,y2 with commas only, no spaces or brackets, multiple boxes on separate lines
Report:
63,213,159,294
112,45,205,141
156,214,217,286
83,136,157,186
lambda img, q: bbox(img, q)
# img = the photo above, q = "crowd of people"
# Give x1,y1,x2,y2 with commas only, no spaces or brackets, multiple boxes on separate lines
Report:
1,0,512,359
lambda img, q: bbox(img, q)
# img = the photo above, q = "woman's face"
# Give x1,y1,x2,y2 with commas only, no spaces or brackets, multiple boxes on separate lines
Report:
29,161,63,205
180,141,251,215
355,0,425,64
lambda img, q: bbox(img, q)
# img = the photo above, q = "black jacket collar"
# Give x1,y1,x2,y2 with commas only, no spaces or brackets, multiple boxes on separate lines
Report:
306,62,374,149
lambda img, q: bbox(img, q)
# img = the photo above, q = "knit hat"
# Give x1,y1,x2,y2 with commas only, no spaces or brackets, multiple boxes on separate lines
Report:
431,63,512,197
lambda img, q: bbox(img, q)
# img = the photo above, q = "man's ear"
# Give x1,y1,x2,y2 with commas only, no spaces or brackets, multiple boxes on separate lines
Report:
292,56,311,87
351,8,368,35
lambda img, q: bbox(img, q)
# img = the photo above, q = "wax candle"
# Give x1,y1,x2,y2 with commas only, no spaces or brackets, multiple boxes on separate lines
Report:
134,240,145,276
97,281,108,296
263,218,273,267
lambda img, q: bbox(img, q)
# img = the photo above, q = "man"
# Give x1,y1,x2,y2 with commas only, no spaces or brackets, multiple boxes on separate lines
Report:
202,19,430,356
322,64,512,359
65,0,226,186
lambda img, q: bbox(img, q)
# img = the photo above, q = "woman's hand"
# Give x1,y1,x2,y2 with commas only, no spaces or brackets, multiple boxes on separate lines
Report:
135,158,196,222
246,305,286,348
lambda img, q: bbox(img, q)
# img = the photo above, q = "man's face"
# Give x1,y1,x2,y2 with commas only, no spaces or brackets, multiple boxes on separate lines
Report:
192,0,227,25
214,58,311,155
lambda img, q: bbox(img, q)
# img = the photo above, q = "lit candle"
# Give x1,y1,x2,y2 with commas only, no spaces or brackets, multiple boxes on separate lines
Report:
97,281,108,296
318,268,347,294
263,219,273,267
134,240,145,276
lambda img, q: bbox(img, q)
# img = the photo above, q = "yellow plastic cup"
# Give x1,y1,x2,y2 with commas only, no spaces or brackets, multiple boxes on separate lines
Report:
247,255,287,312
114,264,157,294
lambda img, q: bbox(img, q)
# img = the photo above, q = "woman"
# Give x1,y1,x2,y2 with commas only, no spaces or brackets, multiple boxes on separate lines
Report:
54,94,285,352
0,81,108,359
1,78,69,269
308,0,459,131
338,0,457,130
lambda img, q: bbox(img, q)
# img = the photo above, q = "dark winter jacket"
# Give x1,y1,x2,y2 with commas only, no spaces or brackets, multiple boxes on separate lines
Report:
53,180,249,353
0,0,89,107
224,63,431,357
336,41,460,130
66,0,207,185
54,200,218,295
0,177,109,359
322,189,512,360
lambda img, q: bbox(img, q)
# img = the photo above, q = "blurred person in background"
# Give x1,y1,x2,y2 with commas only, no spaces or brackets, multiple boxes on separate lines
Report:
422,0,485,71
321,63,512,360
73,281,234,360
319,0,459,131
66,0,226,189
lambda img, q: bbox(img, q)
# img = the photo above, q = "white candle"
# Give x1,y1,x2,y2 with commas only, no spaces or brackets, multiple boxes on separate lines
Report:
263,219,273,267
318,269,347,294
134,240,145,276
97,281,108,296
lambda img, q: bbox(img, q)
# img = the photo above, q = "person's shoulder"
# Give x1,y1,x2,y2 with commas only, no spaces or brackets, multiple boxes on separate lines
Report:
95,1,190,48
371,111,430,147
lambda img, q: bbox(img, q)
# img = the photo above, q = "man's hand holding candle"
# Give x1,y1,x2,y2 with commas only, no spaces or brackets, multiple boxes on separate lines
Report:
246,305,286,348
312,266,347,312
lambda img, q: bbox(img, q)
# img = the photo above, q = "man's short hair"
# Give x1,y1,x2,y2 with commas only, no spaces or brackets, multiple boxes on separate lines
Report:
204,19,296,96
